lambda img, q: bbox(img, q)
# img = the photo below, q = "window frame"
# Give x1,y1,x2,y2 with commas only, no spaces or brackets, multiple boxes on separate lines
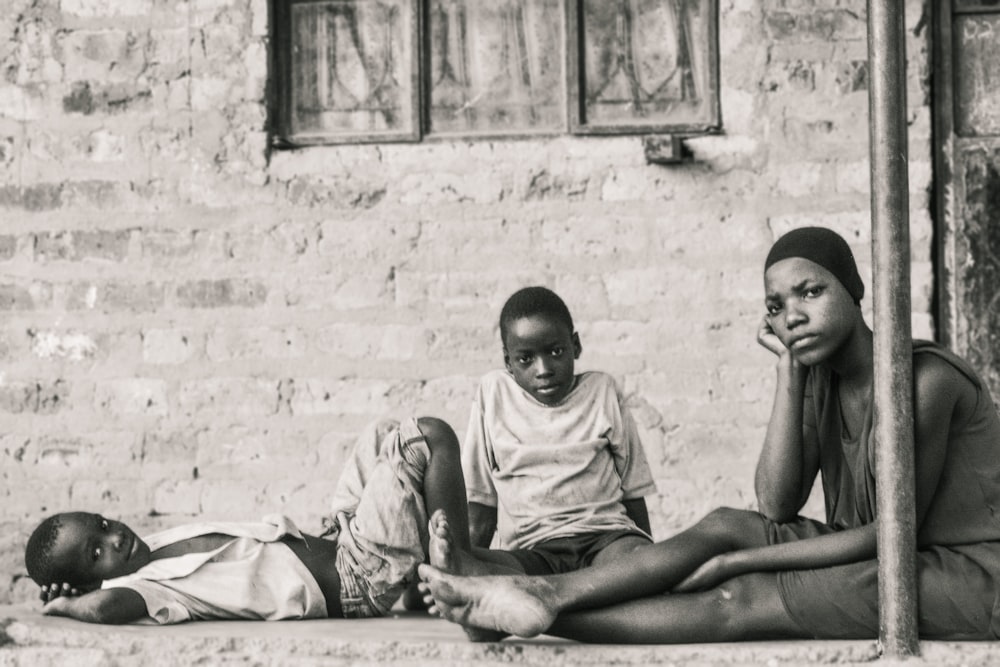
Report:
565,0,721,136
271,0,721,147
272,0,423,145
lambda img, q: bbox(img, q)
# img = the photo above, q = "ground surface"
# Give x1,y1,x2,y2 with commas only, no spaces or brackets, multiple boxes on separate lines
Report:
2,603,999,666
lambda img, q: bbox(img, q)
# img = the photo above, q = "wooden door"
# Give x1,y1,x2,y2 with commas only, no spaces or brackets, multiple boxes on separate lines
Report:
934,0,1000,395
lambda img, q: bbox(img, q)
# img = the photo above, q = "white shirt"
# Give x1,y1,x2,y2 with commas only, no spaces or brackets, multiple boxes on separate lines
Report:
102,514,327,624
463,370,656,549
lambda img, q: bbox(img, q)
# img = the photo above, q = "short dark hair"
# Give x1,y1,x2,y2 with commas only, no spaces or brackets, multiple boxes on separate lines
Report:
499,286,574,344
24,514,66,586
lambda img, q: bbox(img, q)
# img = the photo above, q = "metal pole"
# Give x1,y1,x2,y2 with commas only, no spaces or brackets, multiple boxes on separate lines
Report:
866,0,919,657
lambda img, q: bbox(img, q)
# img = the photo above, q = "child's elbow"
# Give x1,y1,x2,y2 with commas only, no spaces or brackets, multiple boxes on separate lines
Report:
90,592,145,624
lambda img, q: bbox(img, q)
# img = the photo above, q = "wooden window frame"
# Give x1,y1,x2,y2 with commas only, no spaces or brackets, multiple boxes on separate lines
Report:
271,0,721,146
272,0,423,145
565,0,721,136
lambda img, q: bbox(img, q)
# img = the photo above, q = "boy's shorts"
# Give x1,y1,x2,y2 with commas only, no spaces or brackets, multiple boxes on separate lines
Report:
507,528,651,576
328,418,430,618
768,515,1000,640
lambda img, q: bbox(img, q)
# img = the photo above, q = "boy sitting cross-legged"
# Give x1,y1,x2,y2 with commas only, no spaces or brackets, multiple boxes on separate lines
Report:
26,416,474,624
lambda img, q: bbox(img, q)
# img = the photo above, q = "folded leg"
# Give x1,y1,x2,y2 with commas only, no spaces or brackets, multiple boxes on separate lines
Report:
334,416,472,617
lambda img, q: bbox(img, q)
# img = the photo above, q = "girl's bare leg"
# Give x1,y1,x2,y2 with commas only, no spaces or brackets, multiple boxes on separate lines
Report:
551,507,773,609
430,505,775,614
418,506,776,636
545,573,808,643
420,567,808,642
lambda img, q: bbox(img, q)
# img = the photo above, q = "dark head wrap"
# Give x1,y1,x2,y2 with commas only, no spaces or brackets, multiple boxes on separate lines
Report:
764,227,864,302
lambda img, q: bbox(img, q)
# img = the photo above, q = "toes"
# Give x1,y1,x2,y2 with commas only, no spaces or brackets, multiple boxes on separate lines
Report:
430,578,462,605
429,509,451,538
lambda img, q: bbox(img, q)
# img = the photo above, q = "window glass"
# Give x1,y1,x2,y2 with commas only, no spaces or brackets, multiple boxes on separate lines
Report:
274,0,719,143
428,0,564,134
578,0,718,130
288,0,417,141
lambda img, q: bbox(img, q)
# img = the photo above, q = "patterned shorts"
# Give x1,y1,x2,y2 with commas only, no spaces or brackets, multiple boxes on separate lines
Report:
328,418,430,618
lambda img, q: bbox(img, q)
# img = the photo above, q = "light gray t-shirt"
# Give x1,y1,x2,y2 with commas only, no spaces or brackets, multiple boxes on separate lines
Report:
462,370,656,550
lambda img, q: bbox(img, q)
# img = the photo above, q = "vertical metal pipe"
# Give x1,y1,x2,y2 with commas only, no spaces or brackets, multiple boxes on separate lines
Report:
866,0,919,657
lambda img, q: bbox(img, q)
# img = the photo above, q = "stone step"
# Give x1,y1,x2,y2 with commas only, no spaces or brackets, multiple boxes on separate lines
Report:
2,604,997,667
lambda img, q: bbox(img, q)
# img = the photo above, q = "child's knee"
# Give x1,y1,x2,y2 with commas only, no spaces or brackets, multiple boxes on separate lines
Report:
696,507,763,545
415,416,460,457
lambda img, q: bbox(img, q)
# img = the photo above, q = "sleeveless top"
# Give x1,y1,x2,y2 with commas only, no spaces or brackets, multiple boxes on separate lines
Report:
804,340,1000,546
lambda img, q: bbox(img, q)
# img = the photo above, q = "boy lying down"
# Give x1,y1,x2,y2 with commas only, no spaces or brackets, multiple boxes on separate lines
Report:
24,417,469,624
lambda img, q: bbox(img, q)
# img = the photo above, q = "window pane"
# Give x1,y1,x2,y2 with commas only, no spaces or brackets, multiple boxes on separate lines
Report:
289,0,416,140
953,1,1000,12
428,0,564,134
580,0,718,129
954,14,1000,136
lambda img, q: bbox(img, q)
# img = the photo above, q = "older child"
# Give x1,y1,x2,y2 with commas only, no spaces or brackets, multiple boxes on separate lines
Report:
27,416,473,624
454,286,657,579
418,227,1000,642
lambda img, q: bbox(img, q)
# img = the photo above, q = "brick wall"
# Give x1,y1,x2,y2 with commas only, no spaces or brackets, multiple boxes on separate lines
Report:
0,0,933,603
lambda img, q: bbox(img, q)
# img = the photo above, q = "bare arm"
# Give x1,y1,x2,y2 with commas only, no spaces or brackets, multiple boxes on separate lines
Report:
678,353,960,592
706,523,876,584
623,498,652,537
910,353,958,545
43,587,147,624
754,316,818,521
468,502,498,549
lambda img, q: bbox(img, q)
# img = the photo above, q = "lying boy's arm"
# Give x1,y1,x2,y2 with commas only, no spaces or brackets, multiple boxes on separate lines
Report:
468,502,498,549
623,498,651,536
43,587,148,624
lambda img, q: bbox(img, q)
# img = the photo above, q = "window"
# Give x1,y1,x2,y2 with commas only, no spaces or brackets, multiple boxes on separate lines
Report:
951,1,1000,137
272,0,720,145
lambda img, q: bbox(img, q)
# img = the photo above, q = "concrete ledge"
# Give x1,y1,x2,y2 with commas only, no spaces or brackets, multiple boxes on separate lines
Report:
1,604,999,666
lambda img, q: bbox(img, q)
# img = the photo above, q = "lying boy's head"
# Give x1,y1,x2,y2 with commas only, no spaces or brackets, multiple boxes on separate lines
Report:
25,512,151,589
499,286,581,406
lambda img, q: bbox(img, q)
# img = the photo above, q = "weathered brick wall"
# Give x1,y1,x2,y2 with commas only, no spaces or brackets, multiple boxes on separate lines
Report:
0,0,933,603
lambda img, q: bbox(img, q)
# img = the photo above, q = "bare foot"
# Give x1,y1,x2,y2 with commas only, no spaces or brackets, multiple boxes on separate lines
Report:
428,509,459,572
418,564,557,639
428,510,502,577
427,510,508,642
